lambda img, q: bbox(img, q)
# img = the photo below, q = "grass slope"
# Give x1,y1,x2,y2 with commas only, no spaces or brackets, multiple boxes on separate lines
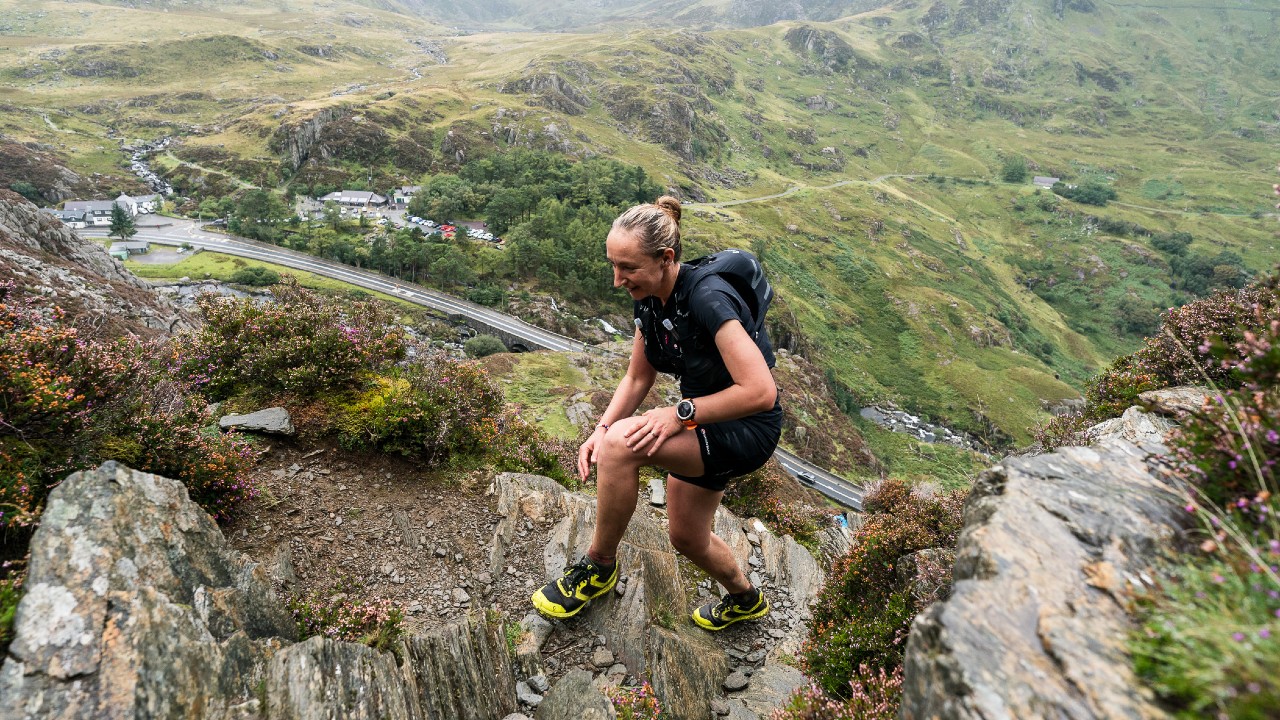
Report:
2,0,1276,448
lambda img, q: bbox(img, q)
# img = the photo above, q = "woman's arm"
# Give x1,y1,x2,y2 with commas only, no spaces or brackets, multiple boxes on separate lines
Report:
626,319,776,455
598,329,659,426
680,319,777,424
578,330,658,478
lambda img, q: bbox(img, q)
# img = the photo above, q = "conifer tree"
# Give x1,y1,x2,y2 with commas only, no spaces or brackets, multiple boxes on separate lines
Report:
109,202,137,242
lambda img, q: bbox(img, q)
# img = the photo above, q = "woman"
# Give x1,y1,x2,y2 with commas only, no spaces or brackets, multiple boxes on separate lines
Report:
531,196,782,631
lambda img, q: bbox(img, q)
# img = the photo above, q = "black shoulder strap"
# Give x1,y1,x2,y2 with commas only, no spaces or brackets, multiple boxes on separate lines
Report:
677,250,773,336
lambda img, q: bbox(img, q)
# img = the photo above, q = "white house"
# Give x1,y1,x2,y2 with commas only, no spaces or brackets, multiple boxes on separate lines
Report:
40,208,88,229
320,190,388,208
63,200,124,227
393,186,420,206
117,193,161,214
1033,176,1061,189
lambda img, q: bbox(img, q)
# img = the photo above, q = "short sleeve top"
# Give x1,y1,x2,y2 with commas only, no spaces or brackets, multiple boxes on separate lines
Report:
633,265,774,398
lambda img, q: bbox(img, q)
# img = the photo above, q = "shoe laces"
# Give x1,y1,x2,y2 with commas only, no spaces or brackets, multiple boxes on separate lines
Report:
710,594,735,619
561,559,596,590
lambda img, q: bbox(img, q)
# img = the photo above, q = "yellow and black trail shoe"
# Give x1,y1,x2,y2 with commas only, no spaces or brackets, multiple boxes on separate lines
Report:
531,557,618,619
692,587,770,631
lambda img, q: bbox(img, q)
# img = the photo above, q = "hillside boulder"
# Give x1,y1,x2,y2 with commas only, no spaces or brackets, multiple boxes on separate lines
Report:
1,462,520,720
0,461,296,719
901,439,1183,719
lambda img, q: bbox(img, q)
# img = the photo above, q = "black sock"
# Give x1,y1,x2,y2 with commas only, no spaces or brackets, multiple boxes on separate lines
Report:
586,551,615,570
730,587,760,604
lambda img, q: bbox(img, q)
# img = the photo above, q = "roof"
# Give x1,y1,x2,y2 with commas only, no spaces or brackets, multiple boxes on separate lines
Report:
41,208,86,220
64,200,120,213
110,242,151,250
321,190,387,204
397,186,421,195
1032,176,1061,185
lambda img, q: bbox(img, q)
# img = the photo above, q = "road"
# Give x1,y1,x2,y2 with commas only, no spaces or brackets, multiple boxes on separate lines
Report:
775,449,864,511
85,219,588,353
88,219,866,510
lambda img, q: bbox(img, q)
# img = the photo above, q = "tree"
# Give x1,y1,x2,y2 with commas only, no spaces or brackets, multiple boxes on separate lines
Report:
109,202,136,242
232,189,289,243
323,201,345,232
407,174,478,222
1001,156,1029,184
9,181,42,204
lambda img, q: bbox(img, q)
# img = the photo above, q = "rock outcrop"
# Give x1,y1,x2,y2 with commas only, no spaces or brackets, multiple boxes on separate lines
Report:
0,191,190,336
901,436,1183,719
271,106,351,171
1,461,296,719
489,472,821,720
1,463,519,720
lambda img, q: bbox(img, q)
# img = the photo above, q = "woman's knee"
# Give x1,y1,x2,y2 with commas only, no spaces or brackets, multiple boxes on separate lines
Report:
668,528,708,557
598,423,645,467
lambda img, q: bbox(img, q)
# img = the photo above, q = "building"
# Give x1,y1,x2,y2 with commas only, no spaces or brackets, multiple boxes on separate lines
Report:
1033,176,1061,189
40,208,88,229
116,193,161,215
393,186,420,206
319,190,388,208
63,200,124,227
108,241,150,258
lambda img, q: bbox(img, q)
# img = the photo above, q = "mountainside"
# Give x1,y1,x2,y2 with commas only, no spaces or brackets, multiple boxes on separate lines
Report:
0,0,1276,446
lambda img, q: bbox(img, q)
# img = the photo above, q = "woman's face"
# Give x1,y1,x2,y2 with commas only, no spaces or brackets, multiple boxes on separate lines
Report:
606,228,672,300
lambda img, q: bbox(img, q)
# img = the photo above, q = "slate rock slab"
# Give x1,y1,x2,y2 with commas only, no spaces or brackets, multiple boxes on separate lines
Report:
220,407,296,436
901,441,1183,719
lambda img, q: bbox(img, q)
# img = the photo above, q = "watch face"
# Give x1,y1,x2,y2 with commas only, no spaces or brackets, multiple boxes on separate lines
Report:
677,400,694,421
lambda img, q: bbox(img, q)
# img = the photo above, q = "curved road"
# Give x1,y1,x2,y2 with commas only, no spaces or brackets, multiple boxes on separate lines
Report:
86,219,864,510
86,219,589,353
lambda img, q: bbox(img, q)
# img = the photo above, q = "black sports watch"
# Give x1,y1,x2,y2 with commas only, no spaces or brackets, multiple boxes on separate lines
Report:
676,398,697,429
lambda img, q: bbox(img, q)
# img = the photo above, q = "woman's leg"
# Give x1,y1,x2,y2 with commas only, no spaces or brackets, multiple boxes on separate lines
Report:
665,477,750,594
588,417,704,563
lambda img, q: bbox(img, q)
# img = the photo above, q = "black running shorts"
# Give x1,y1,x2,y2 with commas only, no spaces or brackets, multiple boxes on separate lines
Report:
668,401,783,492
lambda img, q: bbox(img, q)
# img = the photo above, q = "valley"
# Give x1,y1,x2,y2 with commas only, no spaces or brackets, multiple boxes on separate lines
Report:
1,0,1277,454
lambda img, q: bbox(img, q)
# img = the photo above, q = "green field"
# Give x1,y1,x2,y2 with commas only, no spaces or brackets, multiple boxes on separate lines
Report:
122,245,423,312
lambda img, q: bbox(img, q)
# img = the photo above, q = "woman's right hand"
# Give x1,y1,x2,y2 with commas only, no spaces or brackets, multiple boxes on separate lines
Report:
578,425,607,480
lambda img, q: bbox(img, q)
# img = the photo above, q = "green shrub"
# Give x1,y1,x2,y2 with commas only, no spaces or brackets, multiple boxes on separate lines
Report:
1133,553,1280,718
172,278,405,401
0,558,26,655
287,579,404,653
1000,155,1028,183
1036,276,1280,449
0,281,262,527
774,668,903,720
490,412,577,487
1166,315,1280,507
801,479,966,700
1053,180,1117,206
335,354,503,462
115,395,261,522
464,334,508,357
228,266,281,286
723,463,827,550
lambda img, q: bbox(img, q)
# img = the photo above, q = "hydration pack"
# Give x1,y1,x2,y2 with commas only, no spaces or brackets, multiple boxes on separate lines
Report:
677,249,773,341
636,249,774,377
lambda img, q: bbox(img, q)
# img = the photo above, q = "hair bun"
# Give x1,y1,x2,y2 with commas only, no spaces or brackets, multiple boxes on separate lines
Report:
655,195,682,224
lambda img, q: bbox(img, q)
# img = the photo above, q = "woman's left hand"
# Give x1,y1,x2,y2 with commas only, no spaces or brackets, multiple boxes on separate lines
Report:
625,406,684,456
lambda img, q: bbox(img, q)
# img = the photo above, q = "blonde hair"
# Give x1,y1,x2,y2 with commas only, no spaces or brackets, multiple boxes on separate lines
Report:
612,195,683,261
